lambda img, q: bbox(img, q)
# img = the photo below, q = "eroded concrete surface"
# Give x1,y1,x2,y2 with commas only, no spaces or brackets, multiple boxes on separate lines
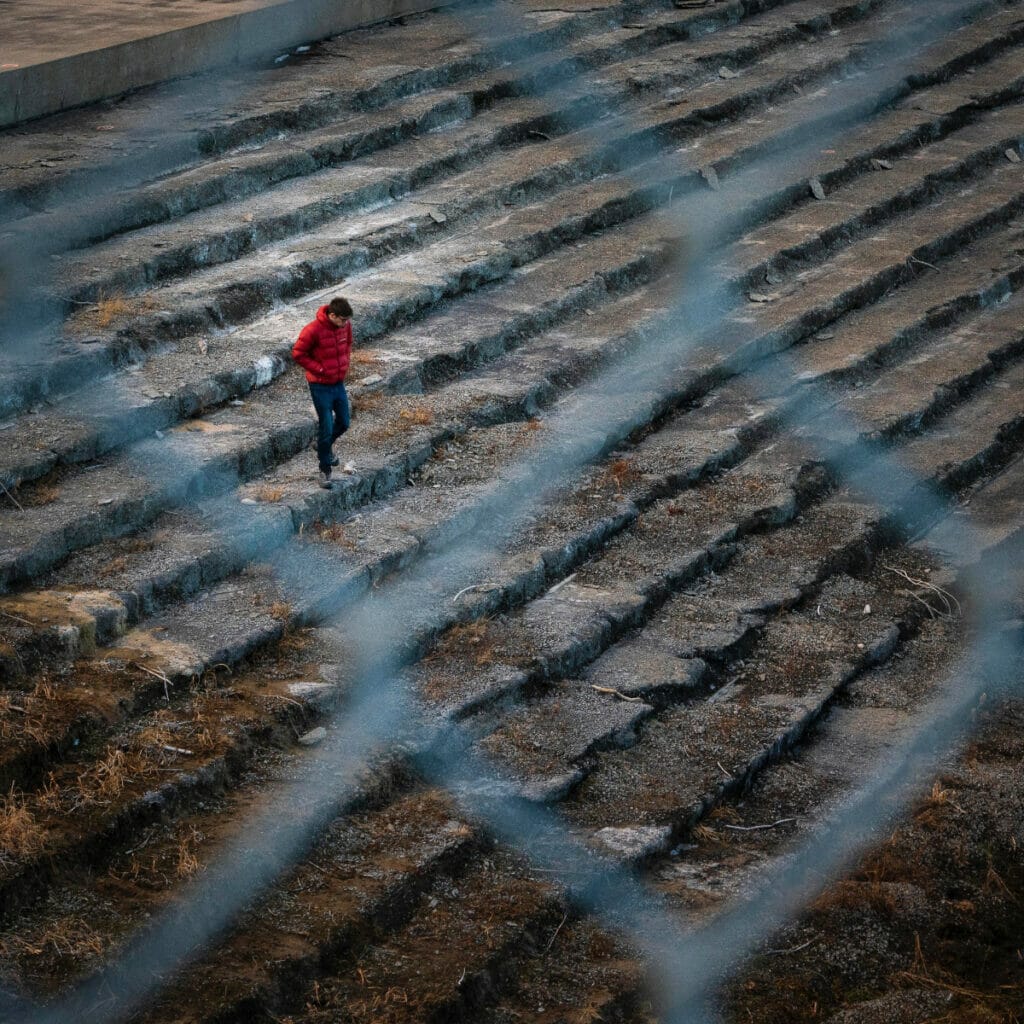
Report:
0,0,1023,1022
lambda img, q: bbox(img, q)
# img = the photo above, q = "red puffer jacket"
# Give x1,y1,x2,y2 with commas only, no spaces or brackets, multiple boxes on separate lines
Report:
291,306,353,384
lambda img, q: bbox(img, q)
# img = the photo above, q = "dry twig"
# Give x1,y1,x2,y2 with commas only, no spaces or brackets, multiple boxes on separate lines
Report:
0,481,24,513
883,565,961,618
722,817,797,832
131,662,174,701
590,685,643,703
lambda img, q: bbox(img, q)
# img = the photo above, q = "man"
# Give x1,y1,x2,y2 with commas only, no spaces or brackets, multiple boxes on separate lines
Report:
292,296,353,489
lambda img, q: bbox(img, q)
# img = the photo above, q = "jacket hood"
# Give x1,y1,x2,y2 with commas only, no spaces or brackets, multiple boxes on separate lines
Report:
316,305,333,326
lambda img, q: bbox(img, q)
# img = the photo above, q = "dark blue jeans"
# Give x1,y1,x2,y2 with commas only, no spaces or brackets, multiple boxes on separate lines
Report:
309,381,351,472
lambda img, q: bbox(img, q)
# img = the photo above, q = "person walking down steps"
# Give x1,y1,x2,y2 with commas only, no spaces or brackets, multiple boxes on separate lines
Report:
292,296,354,489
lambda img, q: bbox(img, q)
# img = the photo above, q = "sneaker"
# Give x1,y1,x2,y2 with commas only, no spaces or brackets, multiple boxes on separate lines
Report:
318,470,333,489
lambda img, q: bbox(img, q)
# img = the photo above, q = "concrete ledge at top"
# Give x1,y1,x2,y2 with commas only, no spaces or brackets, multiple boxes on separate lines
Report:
0,0,458,129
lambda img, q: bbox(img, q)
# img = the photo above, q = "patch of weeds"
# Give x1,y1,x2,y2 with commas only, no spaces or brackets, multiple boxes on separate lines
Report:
0,785,44,860
11,480,61,509
356,390,387,416
424,620,496,668
314,520,358,550
365,402,437,444
399,406,434,427
77,747,145,803
5,915,106,961
254,484,286,503
601,457,640,496
350,349,384,368
269,601,293,625
175,825,203,879
74,291,157,331
98,554,131,578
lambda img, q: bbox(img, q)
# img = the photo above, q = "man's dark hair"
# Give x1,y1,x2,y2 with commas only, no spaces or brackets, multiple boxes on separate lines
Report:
328,297,352,317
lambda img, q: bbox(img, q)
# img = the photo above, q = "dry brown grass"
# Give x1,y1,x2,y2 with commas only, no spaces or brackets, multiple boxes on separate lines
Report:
75,291,157,331
350,349,384,368
811,880,899,918
12,481,61,508
7,915,106,960
254,484,286,503
399,406,434,427
176,825,202,879
364,402,436,445
98,555,131,578
602,457,640,496
78,748,140,802
315,521,358,550
912,779,962,830
356,390,387,415
523,418,544,432
426,620,495,667
269,601,292,624
0,785,44,860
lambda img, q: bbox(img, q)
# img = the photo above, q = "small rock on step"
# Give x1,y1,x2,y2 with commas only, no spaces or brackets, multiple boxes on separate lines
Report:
297,726,328,746
592,825,671,861
287,681,338,711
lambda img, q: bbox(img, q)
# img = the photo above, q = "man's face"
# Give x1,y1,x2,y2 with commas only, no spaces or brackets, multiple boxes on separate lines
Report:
328,312,349,327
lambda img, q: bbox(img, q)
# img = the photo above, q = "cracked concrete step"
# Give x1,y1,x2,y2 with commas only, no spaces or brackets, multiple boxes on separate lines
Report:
2,315,1015,1024
562,570,905,852
4,27,1021,499
6,76,1018,515
2,135,1022,602
0,0,642,216
2,183,1019,699
479,606,976,1024
3,0,1017,423
2,198,1020,703
0,0,860,272
3,285,1015,908
52,0,880,303
467,498,886,808
918,453,1024,574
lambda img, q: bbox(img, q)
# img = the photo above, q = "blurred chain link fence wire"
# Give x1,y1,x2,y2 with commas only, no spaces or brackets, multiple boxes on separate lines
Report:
3,0,1021,1020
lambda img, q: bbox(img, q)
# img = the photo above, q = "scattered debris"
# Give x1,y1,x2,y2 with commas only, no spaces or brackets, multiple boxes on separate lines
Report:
718,66,739,79
809,176,826,200
870,157,893,170
1006,147,1021,164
